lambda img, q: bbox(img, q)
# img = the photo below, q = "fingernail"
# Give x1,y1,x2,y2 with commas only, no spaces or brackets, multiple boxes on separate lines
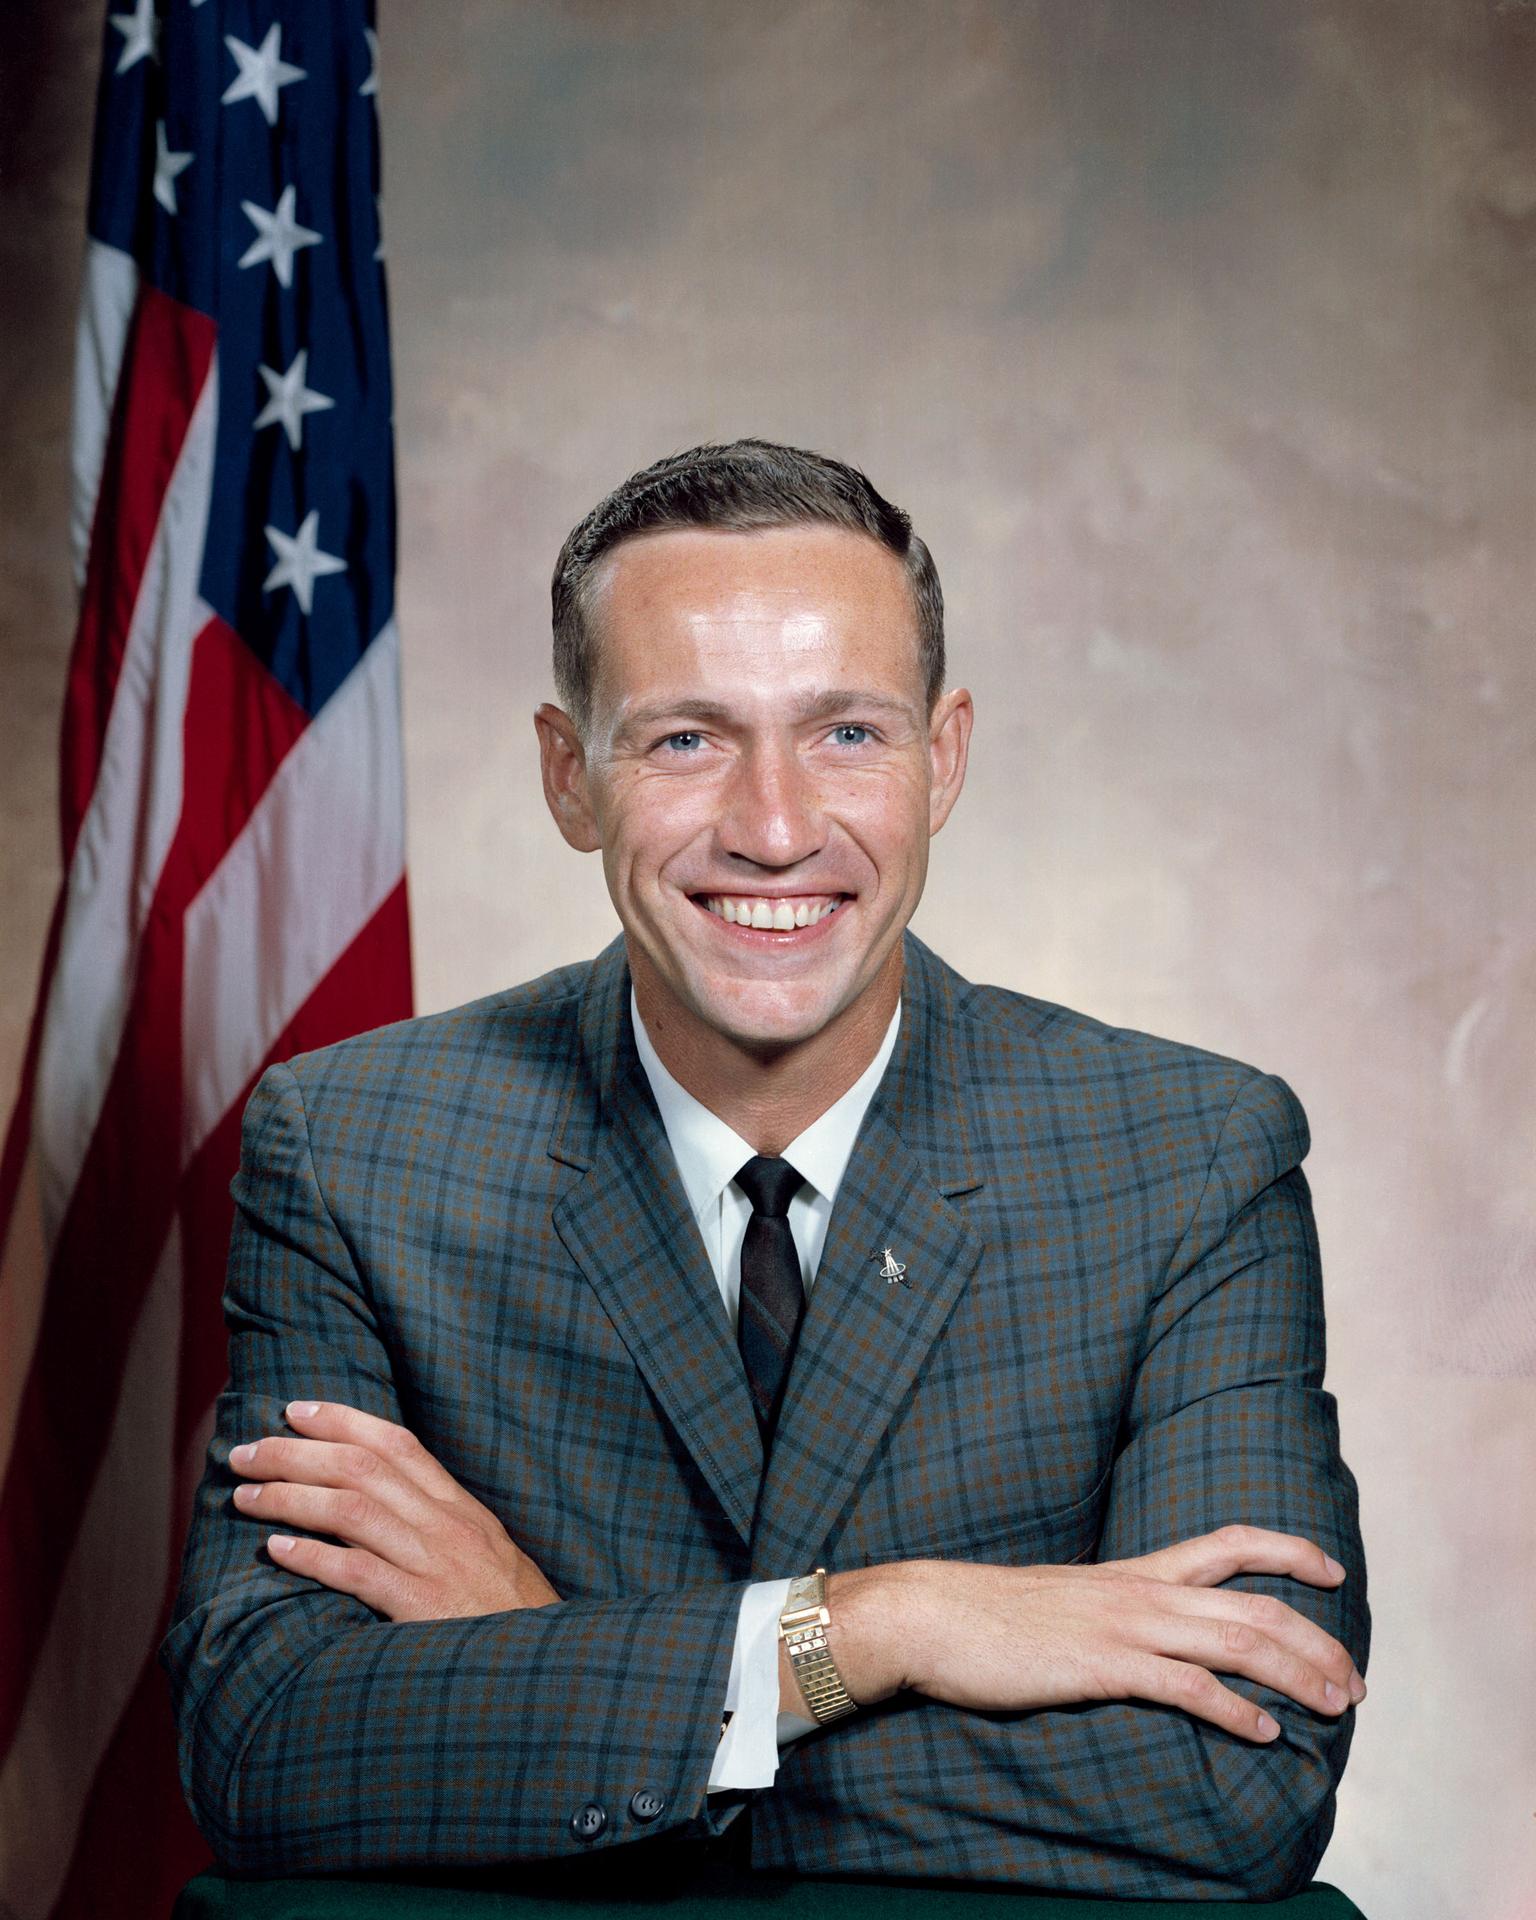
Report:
1350,1674,1367,1702
1256,1712,1280,1740
1323,1555,1345,1579
233,1484,260,1505
230,1443,256,1466
268,1535,297,1554
287,1401,320,1421
1324,1681,1346,1708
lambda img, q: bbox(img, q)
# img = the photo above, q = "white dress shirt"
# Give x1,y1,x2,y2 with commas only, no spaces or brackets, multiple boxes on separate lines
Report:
630,990,902,1794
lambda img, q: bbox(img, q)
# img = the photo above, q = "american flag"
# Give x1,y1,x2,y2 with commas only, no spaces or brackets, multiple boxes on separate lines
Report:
0,3,411,1912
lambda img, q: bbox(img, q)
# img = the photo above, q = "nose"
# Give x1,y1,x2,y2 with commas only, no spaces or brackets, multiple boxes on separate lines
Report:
717,739,826,870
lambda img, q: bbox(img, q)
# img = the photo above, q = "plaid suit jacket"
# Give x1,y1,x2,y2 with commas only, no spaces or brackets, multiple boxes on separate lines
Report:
162,933,1368,1899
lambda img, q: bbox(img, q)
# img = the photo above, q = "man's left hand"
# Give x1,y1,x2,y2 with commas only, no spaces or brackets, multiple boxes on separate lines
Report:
229,1401,561,1621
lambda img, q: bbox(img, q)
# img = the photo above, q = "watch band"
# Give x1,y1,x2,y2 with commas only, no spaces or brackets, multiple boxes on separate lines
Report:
778,1567,857,1724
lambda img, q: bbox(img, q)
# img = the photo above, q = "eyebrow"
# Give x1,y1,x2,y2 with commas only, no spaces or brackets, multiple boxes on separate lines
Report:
611,688,919,743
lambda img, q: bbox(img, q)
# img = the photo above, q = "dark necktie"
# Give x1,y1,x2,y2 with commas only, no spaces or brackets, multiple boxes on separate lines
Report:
735,1155,807,1440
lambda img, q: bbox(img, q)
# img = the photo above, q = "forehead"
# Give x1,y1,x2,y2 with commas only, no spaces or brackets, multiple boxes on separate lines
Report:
587,525,922,698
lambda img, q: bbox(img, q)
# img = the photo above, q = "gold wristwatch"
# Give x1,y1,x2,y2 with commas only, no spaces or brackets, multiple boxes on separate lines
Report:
778,1567,857,1724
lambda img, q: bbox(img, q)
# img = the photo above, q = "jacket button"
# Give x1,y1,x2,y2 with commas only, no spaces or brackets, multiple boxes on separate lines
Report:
570,1802,607,1842
629,1788,666,1823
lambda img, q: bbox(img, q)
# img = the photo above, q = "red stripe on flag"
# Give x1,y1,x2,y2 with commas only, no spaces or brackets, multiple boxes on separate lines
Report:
45,1598,209,1920
60,283,215,863
174,1100,246,1474
0,897,65,1256
175,616,313,896
41,882,413,1912
174,877,413,1465
0,618,307,1755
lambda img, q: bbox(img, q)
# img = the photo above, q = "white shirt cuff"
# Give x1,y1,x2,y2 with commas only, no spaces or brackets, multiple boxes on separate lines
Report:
708,1578,820,1791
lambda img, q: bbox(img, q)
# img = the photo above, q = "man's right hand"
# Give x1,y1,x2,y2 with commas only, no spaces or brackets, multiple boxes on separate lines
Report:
807,1527,1365,1744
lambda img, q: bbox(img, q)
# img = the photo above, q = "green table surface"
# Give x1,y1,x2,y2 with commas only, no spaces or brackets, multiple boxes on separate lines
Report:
176,1866,1365,1920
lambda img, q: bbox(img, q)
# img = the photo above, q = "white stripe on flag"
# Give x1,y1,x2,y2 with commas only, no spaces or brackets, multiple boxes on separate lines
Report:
34,361,219,1244
181,619,406,1160
0,1225,181,1920
69,240,140,590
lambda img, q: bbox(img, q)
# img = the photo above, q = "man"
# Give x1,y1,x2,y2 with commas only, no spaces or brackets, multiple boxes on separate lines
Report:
163,440,1368,1901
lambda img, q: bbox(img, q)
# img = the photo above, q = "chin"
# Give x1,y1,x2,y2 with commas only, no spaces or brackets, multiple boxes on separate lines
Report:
687,977,850,1051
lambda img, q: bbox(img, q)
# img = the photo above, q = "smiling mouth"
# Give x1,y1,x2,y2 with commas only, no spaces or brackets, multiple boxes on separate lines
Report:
691,893,848,931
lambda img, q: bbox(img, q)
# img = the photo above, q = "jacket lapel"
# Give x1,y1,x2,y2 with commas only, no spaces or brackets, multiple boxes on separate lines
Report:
750,936,987,1573
549,941,764,1545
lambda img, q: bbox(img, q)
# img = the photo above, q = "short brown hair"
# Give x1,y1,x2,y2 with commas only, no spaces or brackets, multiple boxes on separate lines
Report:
551,439,944,733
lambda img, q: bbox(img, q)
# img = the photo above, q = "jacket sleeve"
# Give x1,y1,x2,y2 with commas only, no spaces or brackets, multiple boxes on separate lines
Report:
763,1070,1369,1900
160,1062,752,1873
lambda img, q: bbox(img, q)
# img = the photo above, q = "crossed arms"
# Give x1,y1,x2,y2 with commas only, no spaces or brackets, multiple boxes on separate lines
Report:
162,1061,1368,1897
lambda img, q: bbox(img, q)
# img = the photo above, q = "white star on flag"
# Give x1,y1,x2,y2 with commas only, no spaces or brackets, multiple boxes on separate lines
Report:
262,510,347,615
360,27,380,98
222,24,306,126
152,122,193,215
238,185,322,288
254,351,336,451
109,0,158,74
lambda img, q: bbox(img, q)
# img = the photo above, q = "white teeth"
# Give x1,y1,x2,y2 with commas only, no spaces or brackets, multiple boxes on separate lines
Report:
702,894,845,926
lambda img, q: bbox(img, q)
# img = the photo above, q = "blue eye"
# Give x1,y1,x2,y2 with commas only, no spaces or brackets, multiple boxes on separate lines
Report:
833,725,869,746
663,732,703,753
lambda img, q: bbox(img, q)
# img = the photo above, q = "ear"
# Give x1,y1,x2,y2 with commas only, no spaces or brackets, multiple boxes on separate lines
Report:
534,704,602,852
926,686,973,836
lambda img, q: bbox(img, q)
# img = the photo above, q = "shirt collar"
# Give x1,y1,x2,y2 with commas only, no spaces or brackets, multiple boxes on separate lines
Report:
630,988,901,1222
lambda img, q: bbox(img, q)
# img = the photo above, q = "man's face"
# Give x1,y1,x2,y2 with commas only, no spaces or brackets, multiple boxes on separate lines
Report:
538,525,971,1057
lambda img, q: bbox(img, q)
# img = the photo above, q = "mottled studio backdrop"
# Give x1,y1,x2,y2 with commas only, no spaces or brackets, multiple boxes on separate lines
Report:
3,2,1533,1914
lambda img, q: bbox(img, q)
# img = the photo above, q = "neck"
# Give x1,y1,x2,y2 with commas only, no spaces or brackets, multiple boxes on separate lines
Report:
631,949,902,1155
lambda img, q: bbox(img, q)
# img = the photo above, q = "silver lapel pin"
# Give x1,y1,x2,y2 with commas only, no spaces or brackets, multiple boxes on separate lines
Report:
876,1247,909,1286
